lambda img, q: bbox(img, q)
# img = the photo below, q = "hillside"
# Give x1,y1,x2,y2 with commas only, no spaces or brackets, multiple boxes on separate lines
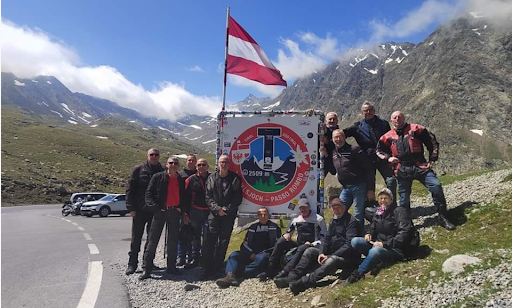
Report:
0,105,212,205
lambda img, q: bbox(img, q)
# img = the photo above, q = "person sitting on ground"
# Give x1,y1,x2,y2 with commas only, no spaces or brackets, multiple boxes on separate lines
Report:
258,198,327,281
215,207,281,288
343,188,419,286
274,198,361,294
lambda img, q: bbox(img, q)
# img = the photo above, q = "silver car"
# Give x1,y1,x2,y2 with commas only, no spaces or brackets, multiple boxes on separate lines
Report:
80,194,128,217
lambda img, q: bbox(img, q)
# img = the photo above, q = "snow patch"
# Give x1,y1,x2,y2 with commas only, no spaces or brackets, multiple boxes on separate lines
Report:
173,154,188,159
90,124,98,128
371,53,379,59
78,116,91,124
294,84,299,87
396,57,404,63
335,65,339,70
129,120,136,123
142,127,149,130
349,63,355,67
364,68,378,75
385,58,393,64
60,103,75,115
202,139,216,144
380,44,386,50
41,101,49,107
14,80,26,86
82,112,92,118
429,41,434,46
96,136,109,139
158,126,173,133
401,49,408,56
68,120,78,125
469,11,486,18
313,79,316,83
50,110,63,118
470,129,483,136
31,80,38,83
263,101,281,110
483,25,487,29
177,122,202,130
47,80,52,84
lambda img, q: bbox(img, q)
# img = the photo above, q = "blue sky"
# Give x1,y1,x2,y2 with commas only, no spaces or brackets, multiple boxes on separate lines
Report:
1,0,491,120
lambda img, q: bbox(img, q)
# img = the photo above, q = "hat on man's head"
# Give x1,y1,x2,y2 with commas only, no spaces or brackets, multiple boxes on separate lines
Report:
330,197,345,207
297,198,310,208
377,188,393,201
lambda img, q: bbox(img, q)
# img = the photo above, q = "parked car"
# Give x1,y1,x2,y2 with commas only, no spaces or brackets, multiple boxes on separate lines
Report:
80,194,128,217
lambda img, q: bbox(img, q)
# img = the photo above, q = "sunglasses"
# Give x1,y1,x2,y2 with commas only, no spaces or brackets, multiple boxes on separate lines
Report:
149,153,160,157
167,161,179,165
197,163,207,167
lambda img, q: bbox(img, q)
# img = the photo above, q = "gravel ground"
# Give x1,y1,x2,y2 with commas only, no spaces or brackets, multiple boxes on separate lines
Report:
122,169,512,308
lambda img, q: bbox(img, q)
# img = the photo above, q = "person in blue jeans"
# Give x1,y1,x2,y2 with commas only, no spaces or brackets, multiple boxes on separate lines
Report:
216,207,281,288
344,188,417,286
323,129,374,232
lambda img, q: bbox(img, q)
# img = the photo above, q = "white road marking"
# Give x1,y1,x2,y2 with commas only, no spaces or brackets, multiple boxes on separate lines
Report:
64,219,71,222
72,222,79,226
88,244,99,255
76,261,103,308
83,233,92,241
78,226,85,231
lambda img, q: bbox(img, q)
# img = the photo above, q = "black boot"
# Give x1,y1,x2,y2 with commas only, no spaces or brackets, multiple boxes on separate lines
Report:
216,272,239,288
289,279,308,295
342,270,364,286
274,270,288,279
438,214,455,230
138,269,152,280
274,276,294,289
125,264,137,275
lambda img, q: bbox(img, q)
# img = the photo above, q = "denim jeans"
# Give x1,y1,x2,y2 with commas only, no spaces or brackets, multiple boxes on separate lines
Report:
397,170,447,211
351,237,403,274
375,160,397,205
225,251,269,278
340,183,367,226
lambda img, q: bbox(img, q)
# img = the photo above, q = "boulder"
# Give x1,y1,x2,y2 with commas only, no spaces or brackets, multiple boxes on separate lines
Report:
442,254,481,275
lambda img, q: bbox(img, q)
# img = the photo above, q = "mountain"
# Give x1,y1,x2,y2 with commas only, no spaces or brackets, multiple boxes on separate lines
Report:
265,14,512,173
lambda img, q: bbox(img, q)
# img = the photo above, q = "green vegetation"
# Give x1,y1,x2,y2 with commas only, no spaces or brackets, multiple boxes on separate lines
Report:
252,175,286,192
1,106,214,205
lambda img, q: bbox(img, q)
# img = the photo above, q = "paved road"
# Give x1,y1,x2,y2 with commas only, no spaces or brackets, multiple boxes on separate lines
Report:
2,205,133,308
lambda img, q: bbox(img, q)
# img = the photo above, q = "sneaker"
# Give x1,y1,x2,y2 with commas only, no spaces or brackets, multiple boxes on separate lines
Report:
342,270,364,286
216,272,238,288
184,259,199,269
438,214,455,230
125,265,137,275
166,267,183,276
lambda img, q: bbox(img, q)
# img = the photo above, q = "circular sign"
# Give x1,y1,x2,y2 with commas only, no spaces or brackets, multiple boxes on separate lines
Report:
229,123,310,206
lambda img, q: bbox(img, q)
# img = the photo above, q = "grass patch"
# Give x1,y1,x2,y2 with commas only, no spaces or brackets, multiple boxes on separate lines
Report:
326,191,512,308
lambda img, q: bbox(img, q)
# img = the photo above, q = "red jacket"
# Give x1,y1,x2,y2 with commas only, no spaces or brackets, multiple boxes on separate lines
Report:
376,123,439,176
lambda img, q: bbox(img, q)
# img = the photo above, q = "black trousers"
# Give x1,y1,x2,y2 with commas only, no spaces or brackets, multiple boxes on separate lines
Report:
128,210,154,266
268,237,298,269
282,243,313,273
201,213,236,274
142,208,181,270
289,247,360,286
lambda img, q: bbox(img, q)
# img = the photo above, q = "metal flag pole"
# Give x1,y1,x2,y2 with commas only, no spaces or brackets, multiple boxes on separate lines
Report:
216,7,230,171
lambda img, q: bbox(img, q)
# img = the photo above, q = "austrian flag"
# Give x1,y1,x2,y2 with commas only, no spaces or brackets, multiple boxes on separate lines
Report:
227,16,287,86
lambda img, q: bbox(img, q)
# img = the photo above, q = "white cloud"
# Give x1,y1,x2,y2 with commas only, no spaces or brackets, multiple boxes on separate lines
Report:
1,20,221,121
186,65,205,72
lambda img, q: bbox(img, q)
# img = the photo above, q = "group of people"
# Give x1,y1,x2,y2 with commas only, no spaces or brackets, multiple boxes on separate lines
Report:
123,102,456,294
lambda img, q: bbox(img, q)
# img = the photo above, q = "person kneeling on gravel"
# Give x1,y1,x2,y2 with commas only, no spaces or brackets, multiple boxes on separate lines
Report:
343,188,419,286
257,197,327,281
216,207,281,288
274,198,361,294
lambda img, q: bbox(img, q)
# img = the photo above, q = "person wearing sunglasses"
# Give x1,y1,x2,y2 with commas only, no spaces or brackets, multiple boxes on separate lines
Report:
182,158,210,269
200,155,242,280
139,157,190,280
125,148,165,276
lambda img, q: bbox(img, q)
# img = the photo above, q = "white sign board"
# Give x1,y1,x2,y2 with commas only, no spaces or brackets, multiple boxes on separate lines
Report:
221,114,321,215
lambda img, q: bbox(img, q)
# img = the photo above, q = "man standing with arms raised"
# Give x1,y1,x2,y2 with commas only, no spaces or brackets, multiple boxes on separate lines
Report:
200,155,243,280
377,111,456,230
125,148,164,275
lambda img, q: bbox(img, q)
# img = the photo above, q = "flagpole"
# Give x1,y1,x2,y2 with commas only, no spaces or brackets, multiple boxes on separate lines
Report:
222,6,230,111
216,7,230,168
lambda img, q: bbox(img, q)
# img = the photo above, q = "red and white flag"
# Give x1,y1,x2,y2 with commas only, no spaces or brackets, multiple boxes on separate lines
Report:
227,16,287,87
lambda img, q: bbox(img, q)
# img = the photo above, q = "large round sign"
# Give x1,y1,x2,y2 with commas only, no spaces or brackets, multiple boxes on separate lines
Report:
229,123,310,206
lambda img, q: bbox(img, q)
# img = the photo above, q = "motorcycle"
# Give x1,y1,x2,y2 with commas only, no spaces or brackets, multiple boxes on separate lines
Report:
61,200,83,216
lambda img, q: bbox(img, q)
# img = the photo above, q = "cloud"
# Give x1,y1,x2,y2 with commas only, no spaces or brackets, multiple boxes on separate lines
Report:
368,0,468,43
466,0,512,31
1,20,221,121
186,65,204,72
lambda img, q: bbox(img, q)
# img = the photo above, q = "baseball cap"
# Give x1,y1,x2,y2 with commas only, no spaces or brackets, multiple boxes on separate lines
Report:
297,198,310,208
